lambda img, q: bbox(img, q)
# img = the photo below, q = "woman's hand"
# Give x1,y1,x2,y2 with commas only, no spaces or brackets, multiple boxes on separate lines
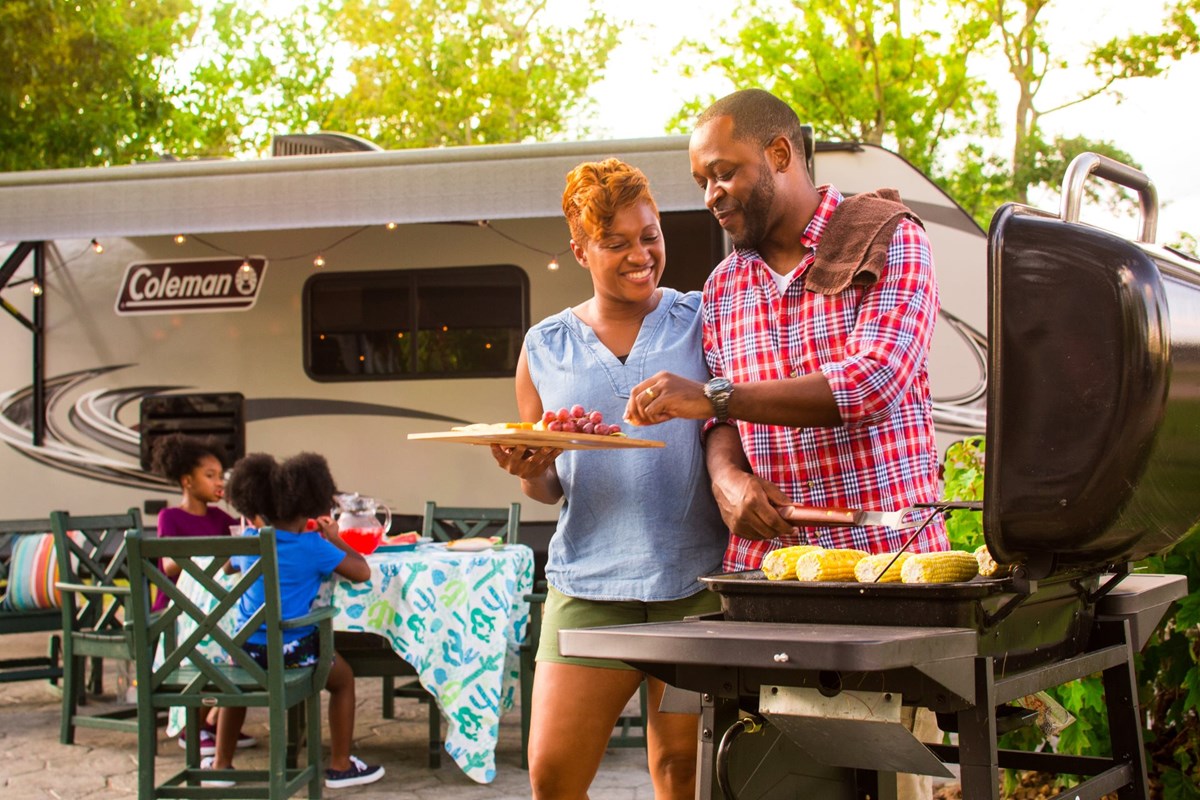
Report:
624,371,713,426
490,444,564,504
490,444,561,480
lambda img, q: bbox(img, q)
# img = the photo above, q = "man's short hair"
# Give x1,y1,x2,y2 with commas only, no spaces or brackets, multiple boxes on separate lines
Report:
697,89,807,160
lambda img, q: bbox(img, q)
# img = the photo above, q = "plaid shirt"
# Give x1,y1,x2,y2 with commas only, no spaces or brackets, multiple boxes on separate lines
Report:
703,186,948,571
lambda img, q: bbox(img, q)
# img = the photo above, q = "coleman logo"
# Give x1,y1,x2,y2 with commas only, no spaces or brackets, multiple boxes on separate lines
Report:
115,257,267,315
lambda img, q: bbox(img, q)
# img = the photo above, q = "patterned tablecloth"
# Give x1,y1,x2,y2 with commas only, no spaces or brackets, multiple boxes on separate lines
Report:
165,542,534,784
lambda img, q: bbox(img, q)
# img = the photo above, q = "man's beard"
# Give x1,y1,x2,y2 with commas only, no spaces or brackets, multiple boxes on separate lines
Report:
730,164,775,250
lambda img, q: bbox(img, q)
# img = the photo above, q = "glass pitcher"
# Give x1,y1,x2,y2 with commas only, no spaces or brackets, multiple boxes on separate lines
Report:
333,492,393,554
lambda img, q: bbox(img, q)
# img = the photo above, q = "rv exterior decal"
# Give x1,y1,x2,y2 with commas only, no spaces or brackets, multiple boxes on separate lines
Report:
1,366,468,492
115,257,267,315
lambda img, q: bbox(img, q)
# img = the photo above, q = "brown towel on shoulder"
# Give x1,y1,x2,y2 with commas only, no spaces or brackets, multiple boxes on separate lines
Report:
805,188,924,295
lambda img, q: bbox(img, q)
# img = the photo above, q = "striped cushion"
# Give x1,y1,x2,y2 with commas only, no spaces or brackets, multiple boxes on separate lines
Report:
1,533,61,611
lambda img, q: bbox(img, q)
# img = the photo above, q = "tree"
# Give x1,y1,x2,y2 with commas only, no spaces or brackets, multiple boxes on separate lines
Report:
315,0,623,149
670,0,994,178
961,0,1200,206
0,0,196,171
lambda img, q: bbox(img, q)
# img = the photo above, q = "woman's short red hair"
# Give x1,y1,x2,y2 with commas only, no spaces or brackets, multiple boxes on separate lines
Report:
562,158,658,244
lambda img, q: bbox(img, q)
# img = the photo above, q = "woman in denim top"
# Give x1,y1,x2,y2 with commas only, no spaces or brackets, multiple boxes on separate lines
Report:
491,158,726,800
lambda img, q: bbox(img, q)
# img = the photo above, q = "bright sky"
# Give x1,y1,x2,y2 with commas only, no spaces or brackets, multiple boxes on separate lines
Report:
561,0,1199,244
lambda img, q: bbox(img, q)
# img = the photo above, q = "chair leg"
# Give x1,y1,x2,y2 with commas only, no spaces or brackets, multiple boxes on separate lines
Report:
426,695,442,769
47,634,61,687
307,695,323,799
382,676,395,719
60,654,82,745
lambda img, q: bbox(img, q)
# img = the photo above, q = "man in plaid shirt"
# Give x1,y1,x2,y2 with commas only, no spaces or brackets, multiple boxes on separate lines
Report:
624,88,948,573
622,84,948,800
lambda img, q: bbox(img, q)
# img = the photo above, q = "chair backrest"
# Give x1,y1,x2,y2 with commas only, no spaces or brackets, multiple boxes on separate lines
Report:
422,502,521,544
49,509,142,636
125,528,291,704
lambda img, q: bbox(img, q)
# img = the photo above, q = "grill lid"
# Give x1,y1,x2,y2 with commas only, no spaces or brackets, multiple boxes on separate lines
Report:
984,155,1200,577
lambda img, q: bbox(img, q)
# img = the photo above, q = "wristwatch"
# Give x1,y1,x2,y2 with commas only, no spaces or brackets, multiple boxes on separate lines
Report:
703,377,734,422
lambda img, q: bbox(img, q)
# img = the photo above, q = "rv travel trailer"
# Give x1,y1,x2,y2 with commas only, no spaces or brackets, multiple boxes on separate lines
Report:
0,134,986,531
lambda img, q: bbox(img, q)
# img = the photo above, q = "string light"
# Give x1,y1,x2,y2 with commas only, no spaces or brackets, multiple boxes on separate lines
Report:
475,220,568,273
90,239,104,254
385,222,398,230
240,259,253,271
173,234,187,245
547,257,560,271
313,255,326,268
30,281,43,296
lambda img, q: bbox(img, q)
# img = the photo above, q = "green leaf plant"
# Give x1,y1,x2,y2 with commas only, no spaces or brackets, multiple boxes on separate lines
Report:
941,436,1200,798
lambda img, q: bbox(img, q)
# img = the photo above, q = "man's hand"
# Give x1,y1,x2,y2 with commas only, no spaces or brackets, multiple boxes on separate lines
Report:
624,371,713,426
489,444,561,480
710,464,797,542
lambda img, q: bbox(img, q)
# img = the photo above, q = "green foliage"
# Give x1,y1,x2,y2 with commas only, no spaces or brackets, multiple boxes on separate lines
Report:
940,436,985,552
319,0,622,149
940,435,1200,797
670,0,994,177
0,0,195,171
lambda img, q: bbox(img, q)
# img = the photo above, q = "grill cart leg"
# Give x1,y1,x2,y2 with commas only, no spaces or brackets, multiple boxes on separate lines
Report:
698,693,738,800
1098,619,1150,800
957,656,1001,800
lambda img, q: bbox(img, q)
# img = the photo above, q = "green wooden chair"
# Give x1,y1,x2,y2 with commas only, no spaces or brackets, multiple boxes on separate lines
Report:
422,501,521,544
51,508,143,745
0,517,64,685
126,528,334,799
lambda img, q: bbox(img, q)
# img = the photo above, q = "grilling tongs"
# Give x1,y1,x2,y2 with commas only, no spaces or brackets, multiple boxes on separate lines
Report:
779,503,947,531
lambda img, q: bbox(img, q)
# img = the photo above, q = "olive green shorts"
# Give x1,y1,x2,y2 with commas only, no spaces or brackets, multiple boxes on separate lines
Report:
537,585,722,671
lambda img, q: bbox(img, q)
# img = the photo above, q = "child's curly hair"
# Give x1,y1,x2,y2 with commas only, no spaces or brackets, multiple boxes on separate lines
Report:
226,451,337,526
150,433,227,484
562,158,658,245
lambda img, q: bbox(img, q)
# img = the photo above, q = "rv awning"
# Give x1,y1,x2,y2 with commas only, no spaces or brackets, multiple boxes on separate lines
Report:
0,137,702,241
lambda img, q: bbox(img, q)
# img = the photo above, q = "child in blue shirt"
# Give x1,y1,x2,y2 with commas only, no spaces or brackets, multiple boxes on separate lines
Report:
207,451,384,790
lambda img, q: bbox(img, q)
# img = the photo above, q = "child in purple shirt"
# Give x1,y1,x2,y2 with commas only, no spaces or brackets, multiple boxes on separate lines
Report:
150,433,253,754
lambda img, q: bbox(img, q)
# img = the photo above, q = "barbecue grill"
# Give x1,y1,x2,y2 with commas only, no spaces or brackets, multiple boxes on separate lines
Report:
559,154,1197,800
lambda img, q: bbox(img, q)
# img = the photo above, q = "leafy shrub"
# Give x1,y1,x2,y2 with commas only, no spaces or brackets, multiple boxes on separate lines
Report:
941,436,1200,799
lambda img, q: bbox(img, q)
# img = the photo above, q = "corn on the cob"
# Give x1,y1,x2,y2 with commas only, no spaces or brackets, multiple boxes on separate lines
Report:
854,552,911,583
794,548,869,582
762,545,823,580
900,551,979,584
974,544,1010,578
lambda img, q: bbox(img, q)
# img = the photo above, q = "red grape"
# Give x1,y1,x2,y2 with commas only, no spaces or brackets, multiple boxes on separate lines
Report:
588,410,603,425
570,404,586,419
542,409,556,425
556,407,570,422
562,420,578,433
580,422,595,435
607,424,621,435
547,420,563,431
593,423,609,436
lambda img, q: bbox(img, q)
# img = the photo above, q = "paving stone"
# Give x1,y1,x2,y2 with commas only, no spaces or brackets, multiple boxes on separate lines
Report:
0,631,657,799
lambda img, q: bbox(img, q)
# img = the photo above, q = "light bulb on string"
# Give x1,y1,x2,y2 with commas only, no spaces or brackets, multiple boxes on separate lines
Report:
240,259,253,271
547,257,560,271
313,255,326,268
173,234,187,245
30,281,43,296
385,222,398,230
90,239,104,254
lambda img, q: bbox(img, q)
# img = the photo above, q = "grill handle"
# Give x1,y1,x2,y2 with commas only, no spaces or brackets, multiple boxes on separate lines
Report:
779,506,862,527
1060,152,1158,243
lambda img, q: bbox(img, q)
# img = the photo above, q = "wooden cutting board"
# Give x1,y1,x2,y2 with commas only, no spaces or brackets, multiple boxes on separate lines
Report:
407,429,665,450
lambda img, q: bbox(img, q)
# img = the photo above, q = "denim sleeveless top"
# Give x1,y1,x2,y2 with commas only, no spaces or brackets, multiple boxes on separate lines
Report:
524,288,727,601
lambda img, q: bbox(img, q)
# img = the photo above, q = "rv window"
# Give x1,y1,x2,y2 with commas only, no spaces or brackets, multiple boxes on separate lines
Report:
304,264,529,381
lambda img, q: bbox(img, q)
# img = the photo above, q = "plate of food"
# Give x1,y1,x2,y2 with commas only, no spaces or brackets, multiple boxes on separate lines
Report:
441,536,504,552
408,405,664,451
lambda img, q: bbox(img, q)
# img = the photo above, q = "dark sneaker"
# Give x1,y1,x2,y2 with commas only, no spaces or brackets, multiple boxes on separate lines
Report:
325,755,384,788
178,728,217,756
